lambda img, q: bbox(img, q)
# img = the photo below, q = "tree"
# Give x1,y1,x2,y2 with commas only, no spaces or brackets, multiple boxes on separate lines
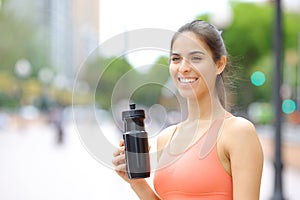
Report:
197,3,300,114
130,56,170,107
78,55,134,110
0,2,51,108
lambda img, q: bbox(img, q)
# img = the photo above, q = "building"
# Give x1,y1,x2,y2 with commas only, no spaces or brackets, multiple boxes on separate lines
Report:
7,0,99,88
49,0,99,86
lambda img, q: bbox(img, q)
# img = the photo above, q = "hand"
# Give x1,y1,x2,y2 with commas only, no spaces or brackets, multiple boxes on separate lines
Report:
112,139,150,186
112,139,130,183
112,139,146,185
112,140,157,199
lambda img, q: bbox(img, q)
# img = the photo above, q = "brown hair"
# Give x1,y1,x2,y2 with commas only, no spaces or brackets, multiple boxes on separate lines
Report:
170,19,228,108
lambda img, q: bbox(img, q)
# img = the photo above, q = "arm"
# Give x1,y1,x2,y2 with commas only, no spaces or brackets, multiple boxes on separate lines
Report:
130,179,161,200
128,124,175,200
112,125,176,199
225,117,264,200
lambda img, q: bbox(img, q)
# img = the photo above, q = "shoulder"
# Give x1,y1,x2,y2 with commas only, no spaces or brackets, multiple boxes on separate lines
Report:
222,116,264,199
219,116,264,176
225,115,256,134
222,115,262,153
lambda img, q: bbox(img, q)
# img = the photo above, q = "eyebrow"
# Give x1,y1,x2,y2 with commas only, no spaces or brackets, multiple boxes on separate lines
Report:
171,50,205,56
189,51,205,55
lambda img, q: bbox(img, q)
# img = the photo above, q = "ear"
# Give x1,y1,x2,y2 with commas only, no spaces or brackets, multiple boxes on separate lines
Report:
216,55,227,75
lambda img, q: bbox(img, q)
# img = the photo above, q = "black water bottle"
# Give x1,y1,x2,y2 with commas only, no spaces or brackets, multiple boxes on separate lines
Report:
122,103,150,179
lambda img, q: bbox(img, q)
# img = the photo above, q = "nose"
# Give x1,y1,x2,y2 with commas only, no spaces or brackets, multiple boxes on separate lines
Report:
178,58,191,73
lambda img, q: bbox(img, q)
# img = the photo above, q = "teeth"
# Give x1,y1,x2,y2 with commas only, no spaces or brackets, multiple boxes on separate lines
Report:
179,78,198,83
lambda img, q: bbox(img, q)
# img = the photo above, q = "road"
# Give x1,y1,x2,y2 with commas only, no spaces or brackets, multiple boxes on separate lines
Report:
0,122,299,200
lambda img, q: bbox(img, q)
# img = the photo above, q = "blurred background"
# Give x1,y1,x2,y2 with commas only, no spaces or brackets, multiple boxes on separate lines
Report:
0,0,300,199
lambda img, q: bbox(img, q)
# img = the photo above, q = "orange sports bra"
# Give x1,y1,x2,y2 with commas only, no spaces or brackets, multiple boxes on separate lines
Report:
154,114,233,200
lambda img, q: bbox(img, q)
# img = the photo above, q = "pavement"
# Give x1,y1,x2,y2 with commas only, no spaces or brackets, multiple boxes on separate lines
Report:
0,122,299,200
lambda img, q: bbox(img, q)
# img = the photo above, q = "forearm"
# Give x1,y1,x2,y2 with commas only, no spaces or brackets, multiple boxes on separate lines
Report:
130,179,161,200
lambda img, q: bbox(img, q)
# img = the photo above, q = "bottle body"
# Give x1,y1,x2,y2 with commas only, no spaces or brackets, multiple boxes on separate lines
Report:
122,104,150,179
123,130,150,179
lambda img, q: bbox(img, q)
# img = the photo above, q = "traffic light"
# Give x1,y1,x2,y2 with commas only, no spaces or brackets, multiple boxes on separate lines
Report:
282,99,296,114
250,71,266,86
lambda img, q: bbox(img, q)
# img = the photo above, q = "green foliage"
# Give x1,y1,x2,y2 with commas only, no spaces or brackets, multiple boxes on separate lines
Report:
220,3,274,109
249,54,273,102
283,12,300,49
1,1,299,117
80,56,133,110
0,92,19,108
131,56,169,107
79,55,170,109
0,8,50,74
0,3,51,108
198,3,300,113
225,3,274,67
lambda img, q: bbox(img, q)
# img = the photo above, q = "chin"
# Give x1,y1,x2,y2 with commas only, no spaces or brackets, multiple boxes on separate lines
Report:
178,90,198,99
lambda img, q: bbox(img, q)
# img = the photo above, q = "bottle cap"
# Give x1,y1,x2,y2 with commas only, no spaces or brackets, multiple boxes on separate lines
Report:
122,103,145,120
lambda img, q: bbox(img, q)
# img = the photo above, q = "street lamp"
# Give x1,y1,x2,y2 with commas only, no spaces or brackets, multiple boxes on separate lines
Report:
297,33,300,112
271,0,285,199
15,59,32,78
14,58,32,105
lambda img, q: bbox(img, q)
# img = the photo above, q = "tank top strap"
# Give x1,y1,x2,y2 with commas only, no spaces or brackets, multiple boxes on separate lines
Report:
198,112,231,159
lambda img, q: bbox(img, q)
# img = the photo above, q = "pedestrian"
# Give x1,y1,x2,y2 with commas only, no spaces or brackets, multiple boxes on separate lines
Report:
112,19,264,200
49,106,64,144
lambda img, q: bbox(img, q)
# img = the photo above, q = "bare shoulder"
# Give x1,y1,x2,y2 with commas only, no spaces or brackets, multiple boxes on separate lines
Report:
225,116,257,137
222,115,262,152
221,116,264,199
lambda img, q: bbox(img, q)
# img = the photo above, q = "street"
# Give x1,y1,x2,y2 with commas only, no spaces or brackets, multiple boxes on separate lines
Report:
0,122,299,200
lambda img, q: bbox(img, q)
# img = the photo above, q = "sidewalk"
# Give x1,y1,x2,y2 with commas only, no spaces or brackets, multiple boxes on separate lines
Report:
0,123,299,200
260,157,300,200
258,124,300,200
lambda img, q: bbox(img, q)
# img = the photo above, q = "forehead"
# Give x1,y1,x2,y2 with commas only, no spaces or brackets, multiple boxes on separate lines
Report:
172,31,210,54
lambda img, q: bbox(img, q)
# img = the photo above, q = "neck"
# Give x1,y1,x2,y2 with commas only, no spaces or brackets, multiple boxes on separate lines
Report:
186,92,226,122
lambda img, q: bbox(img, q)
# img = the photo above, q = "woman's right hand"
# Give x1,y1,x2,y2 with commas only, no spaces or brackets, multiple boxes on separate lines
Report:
112,139,147,187
112,140,159,200
112,139,132,183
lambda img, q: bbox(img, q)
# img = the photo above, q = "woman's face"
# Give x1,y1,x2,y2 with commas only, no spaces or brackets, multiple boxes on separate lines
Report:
169,31,219,100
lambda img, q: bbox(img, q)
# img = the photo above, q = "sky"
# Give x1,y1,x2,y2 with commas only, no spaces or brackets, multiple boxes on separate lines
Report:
98,0,299,68
98,0,233,68
99,0,228,42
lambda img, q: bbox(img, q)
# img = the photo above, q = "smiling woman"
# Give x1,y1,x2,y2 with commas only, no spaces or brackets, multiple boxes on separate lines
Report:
112,20,264,200
169,21,227,107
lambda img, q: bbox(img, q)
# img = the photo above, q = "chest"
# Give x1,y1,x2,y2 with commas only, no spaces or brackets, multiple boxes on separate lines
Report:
154,143,233,197
168,122,211,155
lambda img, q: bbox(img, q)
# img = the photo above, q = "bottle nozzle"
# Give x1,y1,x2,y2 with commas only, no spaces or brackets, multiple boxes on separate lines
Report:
130,103,136,110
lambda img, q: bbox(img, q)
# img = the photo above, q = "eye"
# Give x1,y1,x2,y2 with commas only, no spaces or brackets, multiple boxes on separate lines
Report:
191,56,202,62
170,56,181,63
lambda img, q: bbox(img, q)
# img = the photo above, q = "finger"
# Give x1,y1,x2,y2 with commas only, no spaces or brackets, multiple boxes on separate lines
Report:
113,146,125,157
112,154,125,166
119,139,124,147
113,149,120,157
115,163,127,172
112,154,124,166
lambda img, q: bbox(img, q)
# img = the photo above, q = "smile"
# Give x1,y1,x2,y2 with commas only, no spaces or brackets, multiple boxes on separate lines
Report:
178,77,198,83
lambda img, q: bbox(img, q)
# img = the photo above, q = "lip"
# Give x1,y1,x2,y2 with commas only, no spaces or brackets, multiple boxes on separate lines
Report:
178,77,199,84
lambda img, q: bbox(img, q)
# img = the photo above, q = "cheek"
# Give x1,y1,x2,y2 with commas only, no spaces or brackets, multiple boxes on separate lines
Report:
192,62,212,74
169,65,177,79
193,64,217,87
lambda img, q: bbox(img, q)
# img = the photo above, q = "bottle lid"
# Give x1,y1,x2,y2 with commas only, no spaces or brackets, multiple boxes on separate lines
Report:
122,103,145,120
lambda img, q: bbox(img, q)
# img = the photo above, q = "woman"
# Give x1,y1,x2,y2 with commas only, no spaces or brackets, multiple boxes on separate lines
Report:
112,20,263,200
